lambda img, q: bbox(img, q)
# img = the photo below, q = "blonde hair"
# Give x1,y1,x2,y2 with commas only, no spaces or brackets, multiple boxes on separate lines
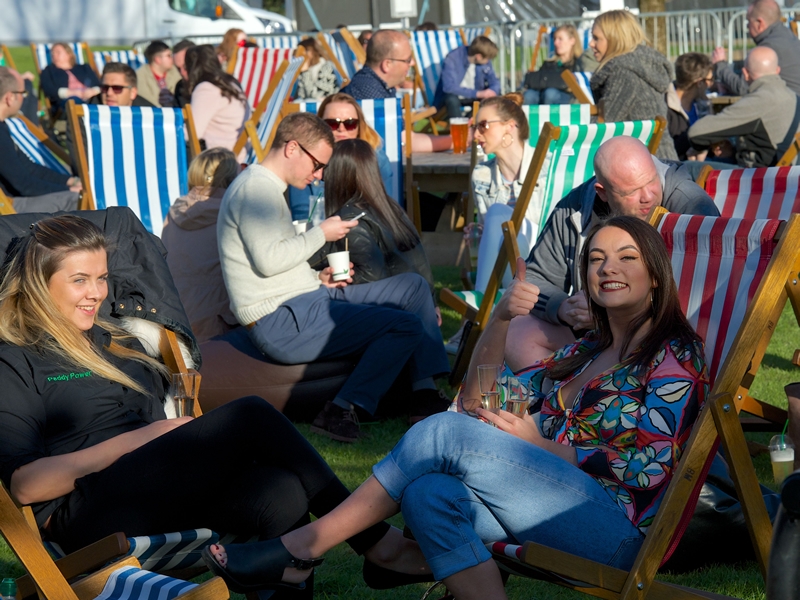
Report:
187,147,240,192
552,24,583,61
52,42,77,68
0,215,167,395
317,93,383,150
593,10,648,69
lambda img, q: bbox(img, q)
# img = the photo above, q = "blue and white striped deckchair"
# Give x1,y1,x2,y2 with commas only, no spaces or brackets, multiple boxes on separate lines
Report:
6,117,71,175
461,26,490,44
319,32,357,81
245,56,306,163
69,105,192,236
93,50,148,74
574,71,594,104
290,97,405,204
31,42,87,72
255,34,303,49
522,104,593,147
409,29,463,106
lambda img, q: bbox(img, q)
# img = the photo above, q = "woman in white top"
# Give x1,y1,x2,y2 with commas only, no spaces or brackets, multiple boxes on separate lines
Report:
470,93,538,293
184,45,251,162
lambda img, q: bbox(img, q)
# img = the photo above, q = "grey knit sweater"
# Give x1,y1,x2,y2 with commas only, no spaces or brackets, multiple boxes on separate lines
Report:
591,44,678,160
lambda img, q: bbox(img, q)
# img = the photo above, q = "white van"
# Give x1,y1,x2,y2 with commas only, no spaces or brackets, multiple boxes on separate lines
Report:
0,0,292,46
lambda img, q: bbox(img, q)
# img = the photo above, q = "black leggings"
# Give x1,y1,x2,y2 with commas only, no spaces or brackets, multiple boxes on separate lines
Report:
49,396,389,554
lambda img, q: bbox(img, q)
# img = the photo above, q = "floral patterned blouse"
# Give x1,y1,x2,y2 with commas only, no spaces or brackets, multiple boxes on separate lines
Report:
515,334,708,534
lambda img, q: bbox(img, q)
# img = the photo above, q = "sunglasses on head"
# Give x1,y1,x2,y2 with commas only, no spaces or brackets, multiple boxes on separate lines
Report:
323,117,359,131
101,84,132,94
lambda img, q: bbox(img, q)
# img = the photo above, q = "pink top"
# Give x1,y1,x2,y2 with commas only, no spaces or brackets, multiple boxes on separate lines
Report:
66,70,87,92
190,82,251,162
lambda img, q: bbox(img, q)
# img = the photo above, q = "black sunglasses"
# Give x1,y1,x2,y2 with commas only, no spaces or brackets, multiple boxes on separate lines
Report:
323,117,359,132
294,141,327,172
101,84,132,94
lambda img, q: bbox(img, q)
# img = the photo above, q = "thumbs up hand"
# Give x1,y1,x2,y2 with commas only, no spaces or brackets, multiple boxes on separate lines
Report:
494,257,540,322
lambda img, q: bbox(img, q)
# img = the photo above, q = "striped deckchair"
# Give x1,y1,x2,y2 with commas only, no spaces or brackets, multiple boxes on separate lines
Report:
457,213,795,600
286,97,405,204
0,484,229,600
441,118,666,383
699,165,800,219
0,45,15,69
409,29,463,106
318,32,357,83
255,34,303,49
522,104,592,147
67,103,201,236
6,116,71,175
31,42,88,73
460,26,492,45
241,55,306,163
90,49,148,75
227,47,293,110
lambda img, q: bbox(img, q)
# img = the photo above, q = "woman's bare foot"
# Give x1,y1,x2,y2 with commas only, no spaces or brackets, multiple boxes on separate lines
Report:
206,543,312,585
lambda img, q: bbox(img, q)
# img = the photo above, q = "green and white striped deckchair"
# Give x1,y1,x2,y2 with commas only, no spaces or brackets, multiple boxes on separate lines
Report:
522,104,593,147
442,117,666,383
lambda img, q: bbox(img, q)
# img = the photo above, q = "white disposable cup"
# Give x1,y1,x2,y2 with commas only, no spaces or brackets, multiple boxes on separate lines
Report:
327,250,350,281
292,220,307,234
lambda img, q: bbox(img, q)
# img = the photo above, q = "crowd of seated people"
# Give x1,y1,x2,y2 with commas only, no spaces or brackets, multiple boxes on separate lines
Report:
0,7,798,597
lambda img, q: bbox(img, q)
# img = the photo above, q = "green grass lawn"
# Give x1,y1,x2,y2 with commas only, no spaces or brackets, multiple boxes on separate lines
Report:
0,264,794,598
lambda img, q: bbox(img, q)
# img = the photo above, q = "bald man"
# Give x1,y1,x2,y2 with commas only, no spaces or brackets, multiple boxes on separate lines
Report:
690,46,800,167
340,30,414,99
712,0,800,96
503,137,718,370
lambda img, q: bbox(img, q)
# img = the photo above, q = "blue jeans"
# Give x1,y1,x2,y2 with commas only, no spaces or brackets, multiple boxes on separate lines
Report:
248,274,449,414
523,87,574,105
373,412,644,580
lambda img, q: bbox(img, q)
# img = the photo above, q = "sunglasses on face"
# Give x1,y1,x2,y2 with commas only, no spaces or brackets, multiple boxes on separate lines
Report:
10,90,28,98
476,119,503,132
294,141,327,173
323,117,359,131
101,84,132,94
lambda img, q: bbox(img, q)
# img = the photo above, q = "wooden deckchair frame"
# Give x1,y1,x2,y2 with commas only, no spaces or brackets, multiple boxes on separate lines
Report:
561,70,600,119
458,26,492,46
777,131,800,166
1,45,16,69
0,188,15,216
15,115,72,165
441,116,667,383
0,482,228,600
338,27,367,66
529,25,548,71
315,32,352,86
501,214,800,600
66,102,201,212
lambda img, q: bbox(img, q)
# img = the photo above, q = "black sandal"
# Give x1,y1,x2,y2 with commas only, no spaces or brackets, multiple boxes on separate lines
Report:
201,538,324,593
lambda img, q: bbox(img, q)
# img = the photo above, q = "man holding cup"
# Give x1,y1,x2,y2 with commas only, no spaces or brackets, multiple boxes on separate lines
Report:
217,113,450,442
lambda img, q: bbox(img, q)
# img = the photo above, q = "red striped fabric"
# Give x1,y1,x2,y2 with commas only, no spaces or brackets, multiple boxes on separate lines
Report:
704,166,800,220
232,48,293,109
657,214,780,382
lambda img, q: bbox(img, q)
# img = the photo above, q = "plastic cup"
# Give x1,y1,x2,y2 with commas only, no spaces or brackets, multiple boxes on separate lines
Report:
171,372,198,418
504,376,531,416
770,435,796,486
450,118,470,154
477,364,503,412
327,250,350,282
292,220,307,234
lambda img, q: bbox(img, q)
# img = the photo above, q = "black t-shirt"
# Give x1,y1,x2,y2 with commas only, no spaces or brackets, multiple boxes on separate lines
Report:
0,325,166,526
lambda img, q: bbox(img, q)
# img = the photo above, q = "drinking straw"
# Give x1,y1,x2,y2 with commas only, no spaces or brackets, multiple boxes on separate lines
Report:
783,418,789,445
307,194,323,223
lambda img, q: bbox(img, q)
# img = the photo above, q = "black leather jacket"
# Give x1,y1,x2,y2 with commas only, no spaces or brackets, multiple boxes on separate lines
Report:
308,198,435,297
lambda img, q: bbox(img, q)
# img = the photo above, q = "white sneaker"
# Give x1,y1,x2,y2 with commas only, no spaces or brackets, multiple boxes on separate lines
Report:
444,322,466,355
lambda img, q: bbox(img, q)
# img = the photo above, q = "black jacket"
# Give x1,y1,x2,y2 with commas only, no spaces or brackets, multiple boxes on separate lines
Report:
521,55,595,93
0,120,70,197
0,207,201,367
39,63,101,103
308,199,435,297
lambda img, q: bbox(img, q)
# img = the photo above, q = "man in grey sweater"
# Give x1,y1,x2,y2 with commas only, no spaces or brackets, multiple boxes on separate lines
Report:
504,136,719,371
712,0,800,96
689,47,800,168
217,113,449,442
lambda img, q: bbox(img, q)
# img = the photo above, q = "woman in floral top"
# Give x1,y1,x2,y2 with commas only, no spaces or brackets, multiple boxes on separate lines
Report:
204,216,708,600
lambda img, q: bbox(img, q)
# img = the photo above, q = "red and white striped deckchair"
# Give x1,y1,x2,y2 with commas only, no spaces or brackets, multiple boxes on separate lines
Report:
459,213,800,600
228,47,293,110
702,166,800,219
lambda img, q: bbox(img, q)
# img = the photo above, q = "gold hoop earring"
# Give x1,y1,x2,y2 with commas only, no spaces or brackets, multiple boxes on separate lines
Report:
501,133,513,148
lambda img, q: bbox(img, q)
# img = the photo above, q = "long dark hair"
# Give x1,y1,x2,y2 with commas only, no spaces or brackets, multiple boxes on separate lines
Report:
185,44,245,103
547,216,702,380
324,138,419,251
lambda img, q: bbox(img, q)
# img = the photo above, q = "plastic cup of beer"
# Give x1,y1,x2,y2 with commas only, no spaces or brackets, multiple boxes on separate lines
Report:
505,376,531,416
327,250,351,281
450,117,470,154
171,372,198,418
769,435,795,486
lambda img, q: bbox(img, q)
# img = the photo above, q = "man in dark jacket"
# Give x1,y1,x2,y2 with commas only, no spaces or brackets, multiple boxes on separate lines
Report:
0,67,79,213
93,63,155,108
433,36,500,118
504,136,719,371
712,0,800,96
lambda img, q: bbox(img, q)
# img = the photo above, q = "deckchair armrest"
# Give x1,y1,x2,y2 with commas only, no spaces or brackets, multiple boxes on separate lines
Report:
411,106,437,124
440,288,474,318
17,532,129,600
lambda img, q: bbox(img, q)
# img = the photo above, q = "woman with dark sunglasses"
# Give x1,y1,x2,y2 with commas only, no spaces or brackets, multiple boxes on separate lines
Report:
288,93,394,222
